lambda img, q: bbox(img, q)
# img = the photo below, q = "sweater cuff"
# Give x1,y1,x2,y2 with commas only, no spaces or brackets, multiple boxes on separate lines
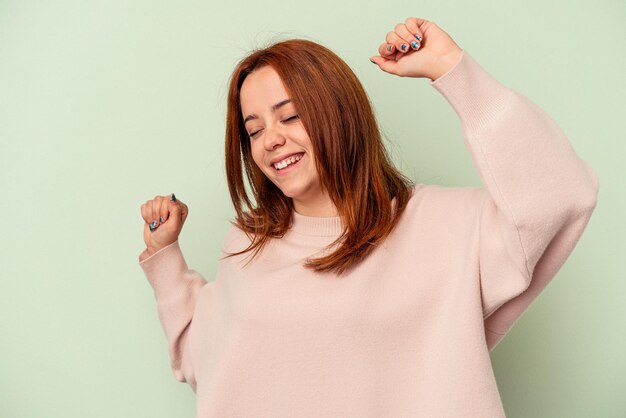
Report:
430,50,515,133
138,240,190,293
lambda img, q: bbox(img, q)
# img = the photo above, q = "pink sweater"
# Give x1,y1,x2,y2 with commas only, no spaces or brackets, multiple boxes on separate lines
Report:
138,50,599,417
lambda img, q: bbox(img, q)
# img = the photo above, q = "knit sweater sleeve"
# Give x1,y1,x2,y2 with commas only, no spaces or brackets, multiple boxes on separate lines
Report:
138,240,209,390
430,50,599,351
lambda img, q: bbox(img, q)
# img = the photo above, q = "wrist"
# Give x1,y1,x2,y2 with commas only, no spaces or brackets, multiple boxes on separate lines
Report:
146,246,161,257
146,239,177,257
429,48,463,82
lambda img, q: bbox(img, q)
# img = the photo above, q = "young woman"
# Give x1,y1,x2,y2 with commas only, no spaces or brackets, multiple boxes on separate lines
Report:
138,17,598,417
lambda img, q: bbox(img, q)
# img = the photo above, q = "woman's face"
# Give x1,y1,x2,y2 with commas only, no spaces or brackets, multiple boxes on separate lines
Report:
240,65,334,216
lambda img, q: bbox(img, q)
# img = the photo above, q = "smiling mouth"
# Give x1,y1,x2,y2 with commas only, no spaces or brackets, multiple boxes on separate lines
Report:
272,152,305,171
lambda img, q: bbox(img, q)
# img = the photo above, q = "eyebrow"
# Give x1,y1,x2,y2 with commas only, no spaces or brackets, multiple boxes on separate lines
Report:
243,99,292,124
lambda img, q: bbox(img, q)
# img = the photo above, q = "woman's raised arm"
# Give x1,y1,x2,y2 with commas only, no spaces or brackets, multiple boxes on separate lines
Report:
372,18,599,350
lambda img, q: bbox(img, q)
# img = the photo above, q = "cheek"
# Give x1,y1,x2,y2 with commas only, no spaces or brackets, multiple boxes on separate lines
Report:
249,144,263,169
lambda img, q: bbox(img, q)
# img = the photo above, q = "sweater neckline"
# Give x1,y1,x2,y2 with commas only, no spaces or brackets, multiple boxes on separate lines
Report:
290,210,344,237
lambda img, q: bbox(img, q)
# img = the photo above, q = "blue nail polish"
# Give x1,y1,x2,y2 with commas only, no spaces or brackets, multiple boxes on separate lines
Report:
159,216,165,224
401,44,408,51
415,35,423,42
150,220,158,232
411,41,419,49
170,193,177,202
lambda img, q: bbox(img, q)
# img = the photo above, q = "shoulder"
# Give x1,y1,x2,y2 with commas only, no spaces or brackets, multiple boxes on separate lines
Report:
413,183,486,205
401,183,488,226
377,183,489,250
220,221,254,254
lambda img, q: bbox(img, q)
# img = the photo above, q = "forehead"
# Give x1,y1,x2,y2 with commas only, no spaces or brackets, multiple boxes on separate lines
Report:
240,66,290,112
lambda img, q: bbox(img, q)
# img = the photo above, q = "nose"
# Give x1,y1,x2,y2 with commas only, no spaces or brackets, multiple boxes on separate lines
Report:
263,123,286,151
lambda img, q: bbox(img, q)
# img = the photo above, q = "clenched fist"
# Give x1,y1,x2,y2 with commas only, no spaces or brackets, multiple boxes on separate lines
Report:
369,17,463,81
140,193,189,257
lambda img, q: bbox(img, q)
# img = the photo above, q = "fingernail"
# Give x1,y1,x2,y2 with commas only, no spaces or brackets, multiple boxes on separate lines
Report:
369,58,376,64
415,34,423,42
170,193,177,202
400,44,408,52
386,44,394,52
159,216,165,224
149,220,158,232
411,41,419,50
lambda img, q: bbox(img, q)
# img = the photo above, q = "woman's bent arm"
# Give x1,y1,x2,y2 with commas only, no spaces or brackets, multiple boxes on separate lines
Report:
138,239,209,390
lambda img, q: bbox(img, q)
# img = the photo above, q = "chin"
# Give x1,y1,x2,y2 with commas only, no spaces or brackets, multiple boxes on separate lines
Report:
276,187,300,199
276,184,310,201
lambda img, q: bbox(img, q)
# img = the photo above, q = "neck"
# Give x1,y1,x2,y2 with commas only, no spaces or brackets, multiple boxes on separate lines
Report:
293,193,338,217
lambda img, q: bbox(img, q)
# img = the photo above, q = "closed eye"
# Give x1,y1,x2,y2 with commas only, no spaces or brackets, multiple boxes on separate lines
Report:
283,115,299,122
248,115,299,139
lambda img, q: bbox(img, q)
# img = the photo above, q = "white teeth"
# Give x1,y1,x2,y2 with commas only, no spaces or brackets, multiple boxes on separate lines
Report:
274,154,303,170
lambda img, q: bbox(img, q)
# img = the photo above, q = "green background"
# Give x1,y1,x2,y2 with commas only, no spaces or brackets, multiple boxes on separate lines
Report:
1,0,624,417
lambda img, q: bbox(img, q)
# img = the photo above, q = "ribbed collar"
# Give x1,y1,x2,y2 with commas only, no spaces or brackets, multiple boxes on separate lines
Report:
290,210,344,237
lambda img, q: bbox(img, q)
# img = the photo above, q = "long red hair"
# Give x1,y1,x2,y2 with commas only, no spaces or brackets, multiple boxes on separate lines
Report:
224,39,414,275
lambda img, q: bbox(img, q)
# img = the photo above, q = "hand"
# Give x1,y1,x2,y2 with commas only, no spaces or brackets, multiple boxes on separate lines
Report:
370,17,463,81
140,193,188,256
